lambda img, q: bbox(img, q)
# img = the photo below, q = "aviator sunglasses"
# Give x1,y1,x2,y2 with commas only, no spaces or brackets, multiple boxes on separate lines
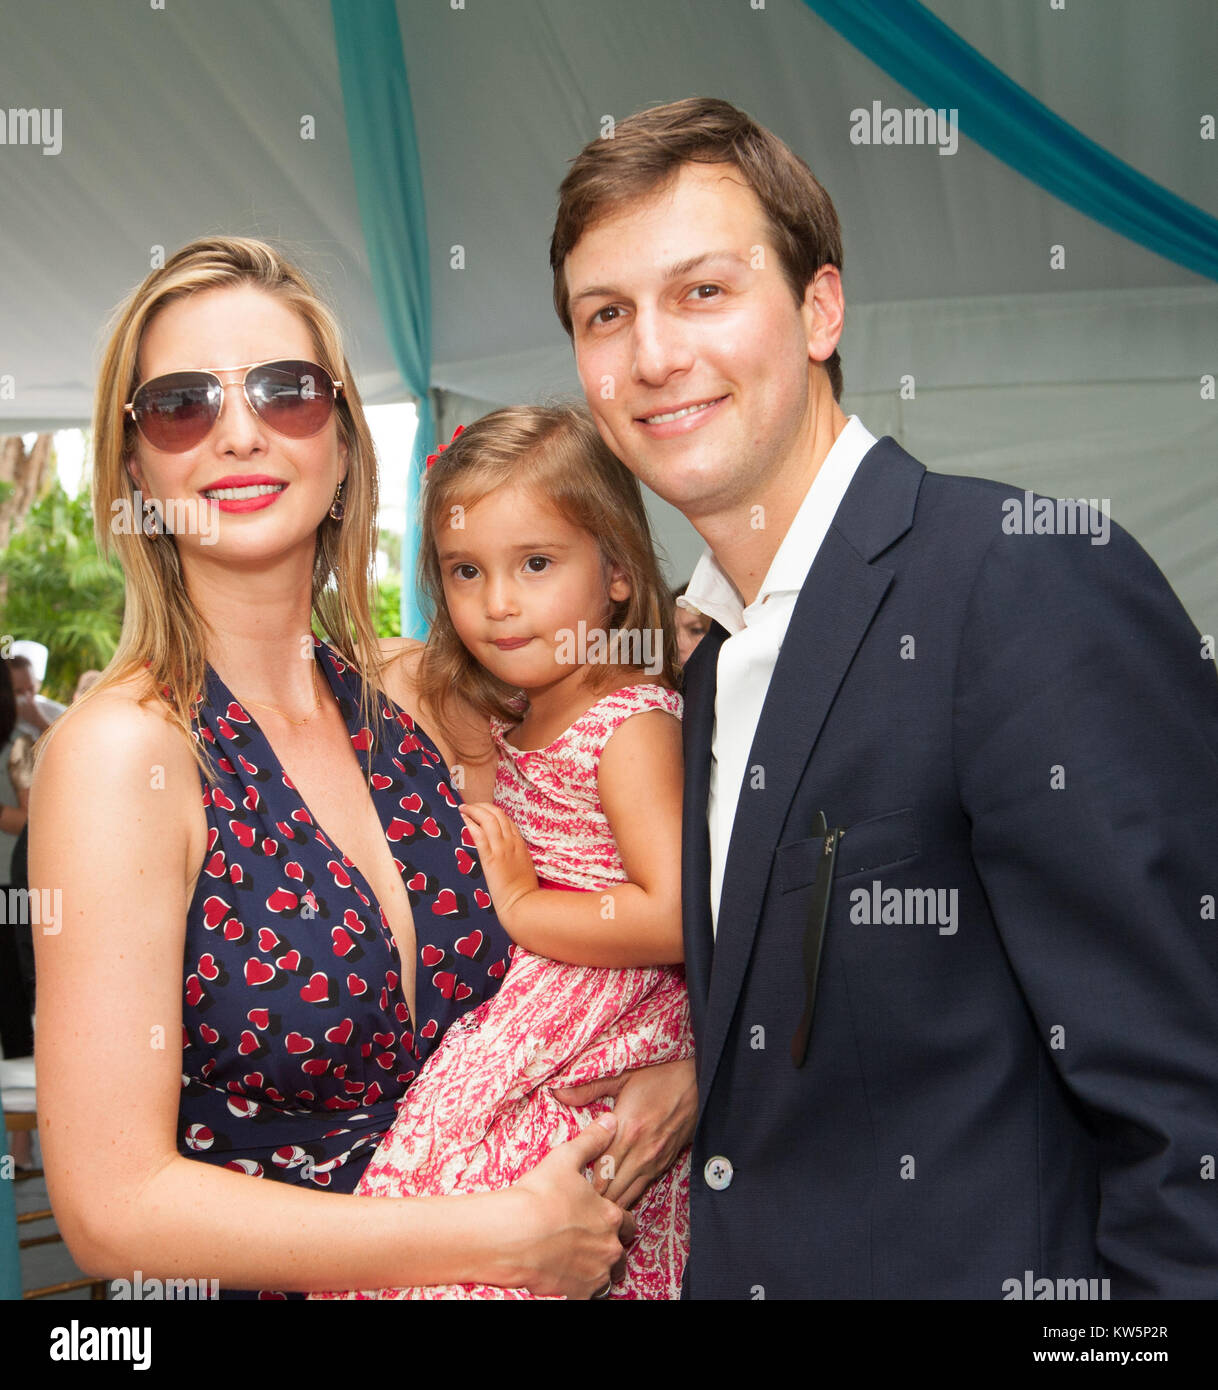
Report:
124,359,344,454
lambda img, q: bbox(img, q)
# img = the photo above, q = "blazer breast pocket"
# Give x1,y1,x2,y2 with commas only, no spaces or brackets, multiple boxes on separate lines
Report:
776,807,920,893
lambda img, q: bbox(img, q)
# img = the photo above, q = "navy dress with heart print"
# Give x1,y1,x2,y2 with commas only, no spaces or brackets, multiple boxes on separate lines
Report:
175,636,511,1299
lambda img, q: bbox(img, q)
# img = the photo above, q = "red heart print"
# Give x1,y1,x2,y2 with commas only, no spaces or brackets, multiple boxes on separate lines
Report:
454,982,473,1001
261,837,278,856
399,793,423,814
243,1072,264,1090
202,896,231,930
386,970,399,990
488,959,507,980
351,728,373,751
197,953,220,981
432,889,459,916
344,1079,365,1094
460,826,475,847
211,789,235,813
474,889,492,910
421,944,444,967
347,973,368,997
200,1023,220,1045
455,848,474,874
277,950,302,973
395,1002,409,1022
406,872,427,891
371,773,393,790
299,972,330,1003
438,783,457,808
229,864,246,885
223,917,245,941
292,808,311,825
342,908,365,933
419,1019,438,1039
217,757,235,775
333,1064,348,1079
230,820,256,849
379,987,389,1011
325,1019,353,1045
301,1058,329,1077
238,1031,261,1056
375,1052,395,1070
328,860,352,888
386,817,414,842
421,817,441,838
396,1071,417,1085
217,717,236,740
399,1029,413,1051
245,959,276,987
267,887,298,913
331,926,355,957
244,786,260,813
455,929,483,958
285,1032,313,1055
225,702,251,723
364,1082,383,1104
247,1008,270,1030
373,1031,395,1048
205,851,226,878
433,971,457,999
258,928,280,953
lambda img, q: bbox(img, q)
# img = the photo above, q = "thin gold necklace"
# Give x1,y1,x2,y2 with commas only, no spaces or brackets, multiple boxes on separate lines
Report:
238,659,324,726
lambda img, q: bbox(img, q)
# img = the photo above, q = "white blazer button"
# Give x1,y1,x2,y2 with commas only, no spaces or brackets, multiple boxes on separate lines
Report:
703,1155,733,1190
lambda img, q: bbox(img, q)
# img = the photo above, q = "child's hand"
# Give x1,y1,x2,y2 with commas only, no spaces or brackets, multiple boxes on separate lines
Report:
458,802,540,929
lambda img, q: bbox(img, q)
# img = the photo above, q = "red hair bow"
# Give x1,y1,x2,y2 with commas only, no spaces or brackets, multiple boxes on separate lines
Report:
425,423,465,471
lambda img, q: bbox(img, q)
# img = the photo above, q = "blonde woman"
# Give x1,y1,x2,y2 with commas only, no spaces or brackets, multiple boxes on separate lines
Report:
29,237,692,1300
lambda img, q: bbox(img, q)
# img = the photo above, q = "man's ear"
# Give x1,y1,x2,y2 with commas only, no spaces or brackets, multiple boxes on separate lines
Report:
801,265,845,367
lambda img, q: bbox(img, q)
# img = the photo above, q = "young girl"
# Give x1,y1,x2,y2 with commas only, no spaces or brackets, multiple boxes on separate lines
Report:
313,405,691,1300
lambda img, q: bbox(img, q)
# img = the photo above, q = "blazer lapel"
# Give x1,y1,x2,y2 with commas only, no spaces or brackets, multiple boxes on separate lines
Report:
695,438,924,1103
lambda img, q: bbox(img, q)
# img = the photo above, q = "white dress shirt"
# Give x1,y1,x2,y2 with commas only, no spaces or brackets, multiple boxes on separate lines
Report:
677,416,878,937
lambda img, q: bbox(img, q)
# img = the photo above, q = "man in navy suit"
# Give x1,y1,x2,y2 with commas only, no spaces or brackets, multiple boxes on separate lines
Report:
549,98,1218,1298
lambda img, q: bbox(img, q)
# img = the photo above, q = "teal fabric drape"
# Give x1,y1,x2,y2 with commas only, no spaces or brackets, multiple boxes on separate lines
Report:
331,0,434,639
0,1100,20,1298
801,0,1218,282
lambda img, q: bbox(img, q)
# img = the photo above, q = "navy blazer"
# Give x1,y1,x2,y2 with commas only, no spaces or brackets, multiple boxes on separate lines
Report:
680,437,1218,1299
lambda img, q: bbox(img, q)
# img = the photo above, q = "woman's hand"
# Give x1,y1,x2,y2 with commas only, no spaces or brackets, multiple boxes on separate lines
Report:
551,1057,697,1209
502,1113,631,1298
458,801,539,928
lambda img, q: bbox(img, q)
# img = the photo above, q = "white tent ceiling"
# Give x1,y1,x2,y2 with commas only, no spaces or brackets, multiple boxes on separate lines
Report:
1,0,1215,624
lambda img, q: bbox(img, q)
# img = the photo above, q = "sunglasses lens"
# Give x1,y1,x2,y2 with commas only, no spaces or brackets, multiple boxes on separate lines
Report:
247,360,336,438
132,373,220,453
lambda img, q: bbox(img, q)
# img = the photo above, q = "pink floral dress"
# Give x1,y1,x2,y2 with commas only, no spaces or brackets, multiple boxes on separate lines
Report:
312,682,692,1300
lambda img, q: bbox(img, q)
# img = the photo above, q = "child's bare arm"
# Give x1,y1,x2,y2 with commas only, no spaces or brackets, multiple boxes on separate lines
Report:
459,709,683,967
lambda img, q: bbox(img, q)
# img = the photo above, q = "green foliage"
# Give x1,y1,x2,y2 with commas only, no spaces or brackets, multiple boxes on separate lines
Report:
0,482,125,701
372,569,404,638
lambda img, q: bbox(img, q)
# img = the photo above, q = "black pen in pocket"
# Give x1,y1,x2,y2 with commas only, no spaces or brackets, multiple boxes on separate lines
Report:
791,814,843,1068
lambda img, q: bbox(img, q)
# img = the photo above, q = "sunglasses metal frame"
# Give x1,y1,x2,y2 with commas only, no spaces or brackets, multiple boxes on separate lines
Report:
123,358,345,452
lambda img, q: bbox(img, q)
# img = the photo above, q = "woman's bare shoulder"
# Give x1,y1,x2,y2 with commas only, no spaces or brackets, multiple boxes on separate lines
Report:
34,672,194,785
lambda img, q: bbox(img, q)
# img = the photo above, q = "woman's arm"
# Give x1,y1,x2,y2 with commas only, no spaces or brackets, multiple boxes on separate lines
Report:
459,708,684,966
31,694,624,1297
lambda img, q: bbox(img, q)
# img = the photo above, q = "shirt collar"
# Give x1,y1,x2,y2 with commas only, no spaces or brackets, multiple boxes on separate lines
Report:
678,416,878,635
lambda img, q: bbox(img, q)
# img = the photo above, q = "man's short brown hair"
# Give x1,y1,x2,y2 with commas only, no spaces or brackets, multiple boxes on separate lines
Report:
550,97,845,401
